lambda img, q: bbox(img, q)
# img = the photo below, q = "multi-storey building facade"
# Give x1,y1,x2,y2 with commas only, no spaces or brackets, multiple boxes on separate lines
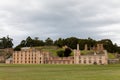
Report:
13,47,49,64
12,44,108,65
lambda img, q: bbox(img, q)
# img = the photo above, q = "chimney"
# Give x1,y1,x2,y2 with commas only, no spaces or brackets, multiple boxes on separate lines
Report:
77,44,79,51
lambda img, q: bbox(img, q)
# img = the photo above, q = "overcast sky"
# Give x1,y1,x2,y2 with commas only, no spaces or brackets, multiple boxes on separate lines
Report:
0,0,120,46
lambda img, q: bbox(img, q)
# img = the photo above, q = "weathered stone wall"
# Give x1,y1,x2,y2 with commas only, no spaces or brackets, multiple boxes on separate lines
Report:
13,50,48,64
108,59,120,64
12,44,108,65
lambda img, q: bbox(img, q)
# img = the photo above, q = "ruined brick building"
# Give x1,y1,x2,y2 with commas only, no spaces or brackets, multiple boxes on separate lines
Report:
7,44,108,65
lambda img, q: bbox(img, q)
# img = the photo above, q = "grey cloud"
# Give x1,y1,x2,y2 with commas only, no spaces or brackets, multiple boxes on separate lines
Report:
0,0,120,46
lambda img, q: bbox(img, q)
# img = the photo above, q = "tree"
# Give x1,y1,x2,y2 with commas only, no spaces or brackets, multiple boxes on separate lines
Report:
0,36,13,49
45,37,53,46
14,37,45,51
14,36,120,54
57,50,64,57
20,40,26,47
6,36,13,48
54,38,65,47
26,36,33,47
1,37,7,48
78,39,88,50
32,37,45,46
32,39,45,46
14,45,21,51
57,48,72,57
34,37,39,40
64,48,72,57
64,37,78,49
98,39,114,53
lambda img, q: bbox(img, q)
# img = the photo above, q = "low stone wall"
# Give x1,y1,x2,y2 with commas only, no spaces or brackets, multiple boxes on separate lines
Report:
48,57,74,64
0,56,5,63
108,59,120,64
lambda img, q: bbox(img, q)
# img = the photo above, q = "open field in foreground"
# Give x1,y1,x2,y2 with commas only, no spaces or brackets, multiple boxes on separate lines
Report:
0,64,120,80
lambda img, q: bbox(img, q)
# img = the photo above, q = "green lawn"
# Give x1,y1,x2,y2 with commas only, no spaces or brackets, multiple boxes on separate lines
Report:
0,64,120,80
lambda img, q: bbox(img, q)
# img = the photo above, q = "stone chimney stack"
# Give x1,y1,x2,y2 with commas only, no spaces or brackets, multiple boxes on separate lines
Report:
84,44,88,51
77,44,79,51
74,44,80,64
97,44,104,51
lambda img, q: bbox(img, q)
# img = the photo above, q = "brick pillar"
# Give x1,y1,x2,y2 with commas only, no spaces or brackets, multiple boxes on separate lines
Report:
100,44,104,51
97,44,100,51
77,44,79,51
84,44,88,51
97,44,104,51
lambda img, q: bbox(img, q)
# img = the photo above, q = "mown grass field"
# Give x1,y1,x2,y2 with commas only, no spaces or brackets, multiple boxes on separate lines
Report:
0,64,120,80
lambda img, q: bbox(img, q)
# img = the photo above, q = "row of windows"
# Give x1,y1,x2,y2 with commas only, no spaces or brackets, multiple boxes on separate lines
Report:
14,58,37,60
48,61,74,64
14,54,37,57
14,61,37,63
14,60,44,64
79,59,103,61
14,57,42,60
79,60,102,64
79,57,102,60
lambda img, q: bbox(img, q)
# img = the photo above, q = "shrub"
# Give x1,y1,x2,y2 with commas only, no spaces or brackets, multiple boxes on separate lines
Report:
57,50,64,57
64,48,72,57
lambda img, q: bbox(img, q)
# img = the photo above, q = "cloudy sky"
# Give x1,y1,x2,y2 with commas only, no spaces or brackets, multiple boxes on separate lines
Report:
0,0,120,46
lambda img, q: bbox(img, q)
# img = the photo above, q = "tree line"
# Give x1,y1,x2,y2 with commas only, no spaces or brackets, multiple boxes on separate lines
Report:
0,36,120,53
14,36,120,53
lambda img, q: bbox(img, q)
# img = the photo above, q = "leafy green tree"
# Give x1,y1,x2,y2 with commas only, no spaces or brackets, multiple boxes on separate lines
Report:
32,39,45,46
26,36,33,47
86,38,96,50
78,39,88,50
64,48,72,57
14,45,21,51
45,37,53,46
57,50,64,57
1,37,7,48
14,36,120,54
64,37,78,49
6,36,13,48
34,37,39,40
14,37,45,51
57,48,72,57
98,39,114,53
0,36,13,49
117,47,120,54
54,38,65,47
20,40,26,47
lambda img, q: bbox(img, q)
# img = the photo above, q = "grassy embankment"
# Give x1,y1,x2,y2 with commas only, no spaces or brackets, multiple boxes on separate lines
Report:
35,46,116,59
